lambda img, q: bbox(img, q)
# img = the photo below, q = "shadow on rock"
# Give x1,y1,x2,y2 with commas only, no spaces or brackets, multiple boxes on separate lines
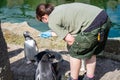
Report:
8,48,24,58
95,57,120,80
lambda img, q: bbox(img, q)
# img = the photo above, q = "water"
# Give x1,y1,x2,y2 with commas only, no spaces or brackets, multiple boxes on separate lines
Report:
106,1,120,38
0,0,120,38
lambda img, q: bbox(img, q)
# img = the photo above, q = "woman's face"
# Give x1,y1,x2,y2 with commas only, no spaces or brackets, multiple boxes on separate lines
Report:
41,14,48,23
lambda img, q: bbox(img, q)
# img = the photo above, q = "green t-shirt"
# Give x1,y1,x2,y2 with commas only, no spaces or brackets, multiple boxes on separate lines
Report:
48,3,103,39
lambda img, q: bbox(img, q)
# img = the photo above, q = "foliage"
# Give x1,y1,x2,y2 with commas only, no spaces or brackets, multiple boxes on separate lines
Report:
3,29,24,45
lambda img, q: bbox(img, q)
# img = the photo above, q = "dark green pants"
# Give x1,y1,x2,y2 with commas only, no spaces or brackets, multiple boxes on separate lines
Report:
67,19,111,59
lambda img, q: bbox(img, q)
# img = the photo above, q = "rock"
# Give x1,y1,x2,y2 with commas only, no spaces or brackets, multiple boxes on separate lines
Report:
1,22,39,37
2,22,120,80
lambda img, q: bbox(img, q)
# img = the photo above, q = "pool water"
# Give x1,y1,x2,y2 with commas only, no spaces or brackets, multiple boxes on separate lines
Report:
0,0,120,38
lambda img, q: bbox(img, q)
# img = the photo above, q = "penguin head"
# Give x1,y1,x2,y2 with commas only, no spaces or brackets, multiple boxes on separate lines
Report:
23,31,33,40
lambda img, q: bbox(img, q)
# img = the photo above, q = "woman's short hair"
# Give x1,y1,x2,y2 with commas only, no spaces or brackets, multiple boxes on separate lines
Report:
36,3,54,21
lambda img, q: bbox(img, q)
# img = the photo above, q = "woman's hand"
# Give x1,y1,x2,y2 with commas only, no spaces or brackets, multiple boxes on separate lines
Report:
64,33,75,45
51,31,57,36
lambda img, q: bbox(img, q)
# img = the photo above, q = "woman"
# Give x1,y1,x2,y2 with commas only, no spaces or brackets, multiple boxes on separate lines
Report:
36,2,111,80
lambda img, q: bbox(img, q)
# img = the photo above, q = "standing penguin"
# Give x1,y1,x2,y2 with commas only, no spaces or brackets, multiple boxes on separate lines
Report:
23,31,39,64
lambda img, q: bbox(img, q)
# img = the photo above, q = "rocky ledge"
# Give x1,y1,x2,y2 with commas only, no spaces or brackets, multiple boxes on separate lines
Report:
1,22,120,80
